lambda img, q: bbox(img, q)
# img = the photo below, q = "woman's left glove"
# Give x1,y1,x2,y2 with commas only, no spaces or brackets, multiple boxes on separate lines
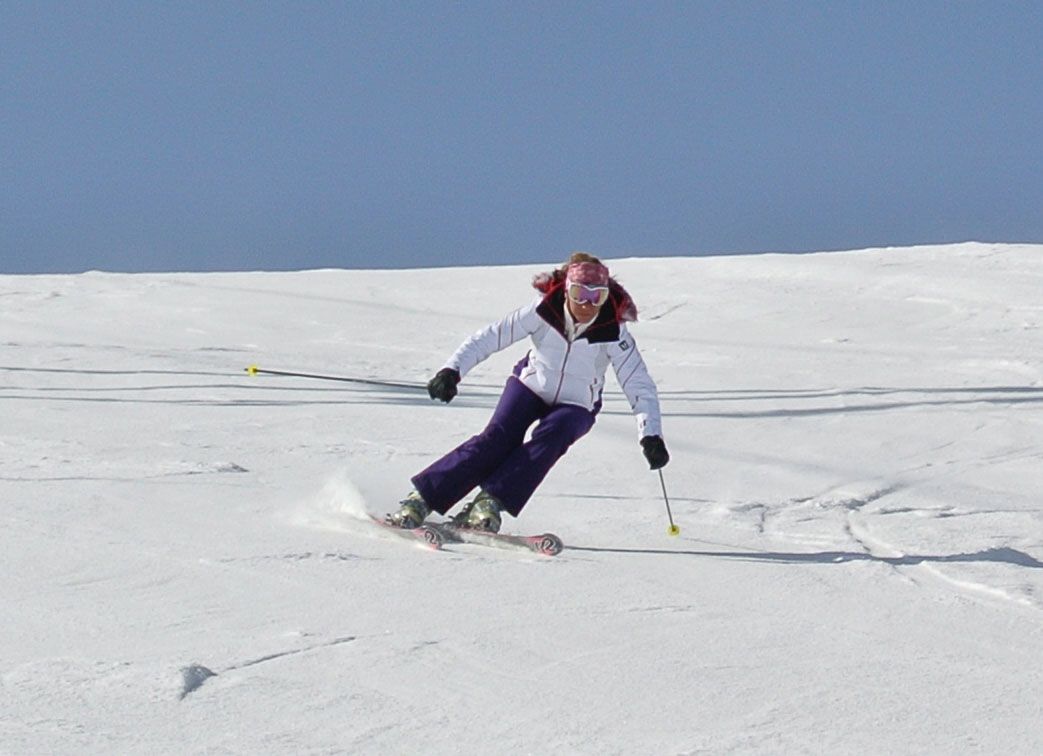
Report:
640,435,670,470
427,368,461,403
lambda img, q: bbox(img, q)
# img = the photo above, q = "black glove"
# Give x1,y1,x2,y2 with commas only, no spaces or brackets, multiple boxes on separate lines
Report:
427,368,461,403
640,435,670,470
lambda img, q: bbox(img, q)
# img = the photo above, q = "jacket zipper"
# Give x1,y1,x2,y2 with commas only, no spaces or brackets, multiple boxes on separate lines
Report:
551,339,573,405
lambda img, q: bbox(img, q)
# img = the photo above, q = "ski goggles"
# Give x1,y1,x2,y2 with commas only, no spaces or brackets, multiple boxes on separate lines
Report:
566,281,610,307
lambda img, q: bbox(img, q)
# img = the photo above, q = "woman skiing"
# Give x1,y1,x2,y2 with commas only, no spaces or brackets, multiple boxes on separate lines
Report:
387,252,669,533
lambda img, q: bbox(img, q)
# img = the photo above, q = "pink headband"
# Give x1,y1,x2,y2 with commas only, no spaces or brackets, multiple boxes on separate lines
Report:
565,261,609,287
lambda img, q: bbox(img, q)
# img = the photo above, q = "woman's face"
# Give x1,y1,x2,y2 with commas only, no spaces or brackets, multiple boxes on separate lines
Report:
565,281,609,325
567,296,602,324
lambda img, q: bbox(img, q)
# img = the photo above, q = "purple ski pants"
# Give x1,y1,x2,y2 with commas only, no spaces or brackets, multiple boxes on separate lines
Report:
411,377,596,517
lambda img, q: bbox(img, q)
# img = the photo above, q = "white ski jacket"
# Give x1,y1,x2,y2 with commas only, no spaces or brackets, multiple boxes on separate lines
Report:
444,291,664,440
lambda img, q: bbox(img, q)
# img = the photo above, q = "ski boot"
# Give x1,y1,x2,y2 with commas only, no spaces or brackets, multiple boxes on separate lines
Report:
385,490,431,529
451,490,503,533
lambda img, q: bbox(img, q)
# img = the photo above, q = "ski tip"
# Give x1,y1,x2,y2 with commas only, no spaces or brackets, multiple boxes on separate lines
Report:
535,533,564,556
367,514,445,550
419,525,445,549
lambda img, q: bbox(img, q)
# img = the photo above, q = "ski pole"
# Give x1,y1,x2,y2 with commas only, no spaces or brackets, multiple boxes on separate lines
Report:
658,469,680,536
244,365,421,390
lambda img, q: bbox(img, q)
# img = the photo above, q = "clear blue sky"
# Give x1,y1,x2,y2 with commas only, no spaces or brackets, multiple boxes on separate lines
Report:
2,1,1041,274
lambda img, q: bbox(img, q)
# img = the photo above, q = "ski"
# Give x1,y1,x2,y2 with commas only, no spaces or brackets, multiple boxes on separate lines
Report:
431,524,564,556
368,515,444,550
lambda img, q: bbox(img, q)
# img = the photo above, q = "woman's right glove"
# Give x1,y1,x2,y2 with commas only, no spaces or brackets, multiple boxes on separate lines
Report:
640,435,670,470
427,368,461,403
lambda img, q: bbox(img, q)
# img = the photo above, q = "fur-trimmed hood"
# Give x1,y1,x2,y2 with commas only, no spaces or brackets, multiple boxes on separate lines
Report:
531,268,638,323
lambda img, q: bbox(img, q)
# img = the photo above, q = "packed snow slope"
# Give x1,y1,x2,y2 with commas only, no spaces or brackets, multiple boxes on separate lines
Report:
2,243,1042,755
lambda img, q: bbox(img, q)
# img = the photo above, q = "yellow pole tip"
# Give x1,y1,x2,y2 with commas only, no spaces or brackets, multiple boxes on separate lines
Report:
668,525,681,536
246,365,258,376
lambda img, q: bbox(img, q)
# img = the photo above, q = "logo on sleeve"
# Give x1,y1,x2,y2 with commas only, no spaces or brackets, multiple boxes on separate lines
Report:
619,340,631,351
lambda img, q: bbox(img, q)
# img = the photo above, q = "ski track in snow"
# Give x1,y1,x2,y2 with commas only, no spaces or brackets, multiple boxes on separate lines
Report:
713,480,1043,612
179,634,360,700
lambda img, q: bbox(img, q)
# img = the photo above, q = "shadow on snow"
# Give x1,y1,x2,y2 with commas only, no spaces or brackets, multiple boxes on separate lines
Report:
2,362,1042,418
567,544,1043,569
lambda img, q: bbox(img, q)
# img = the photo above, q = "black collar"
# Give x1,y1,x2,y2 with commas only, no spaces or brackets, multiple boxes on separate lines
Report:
536,287,622,344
